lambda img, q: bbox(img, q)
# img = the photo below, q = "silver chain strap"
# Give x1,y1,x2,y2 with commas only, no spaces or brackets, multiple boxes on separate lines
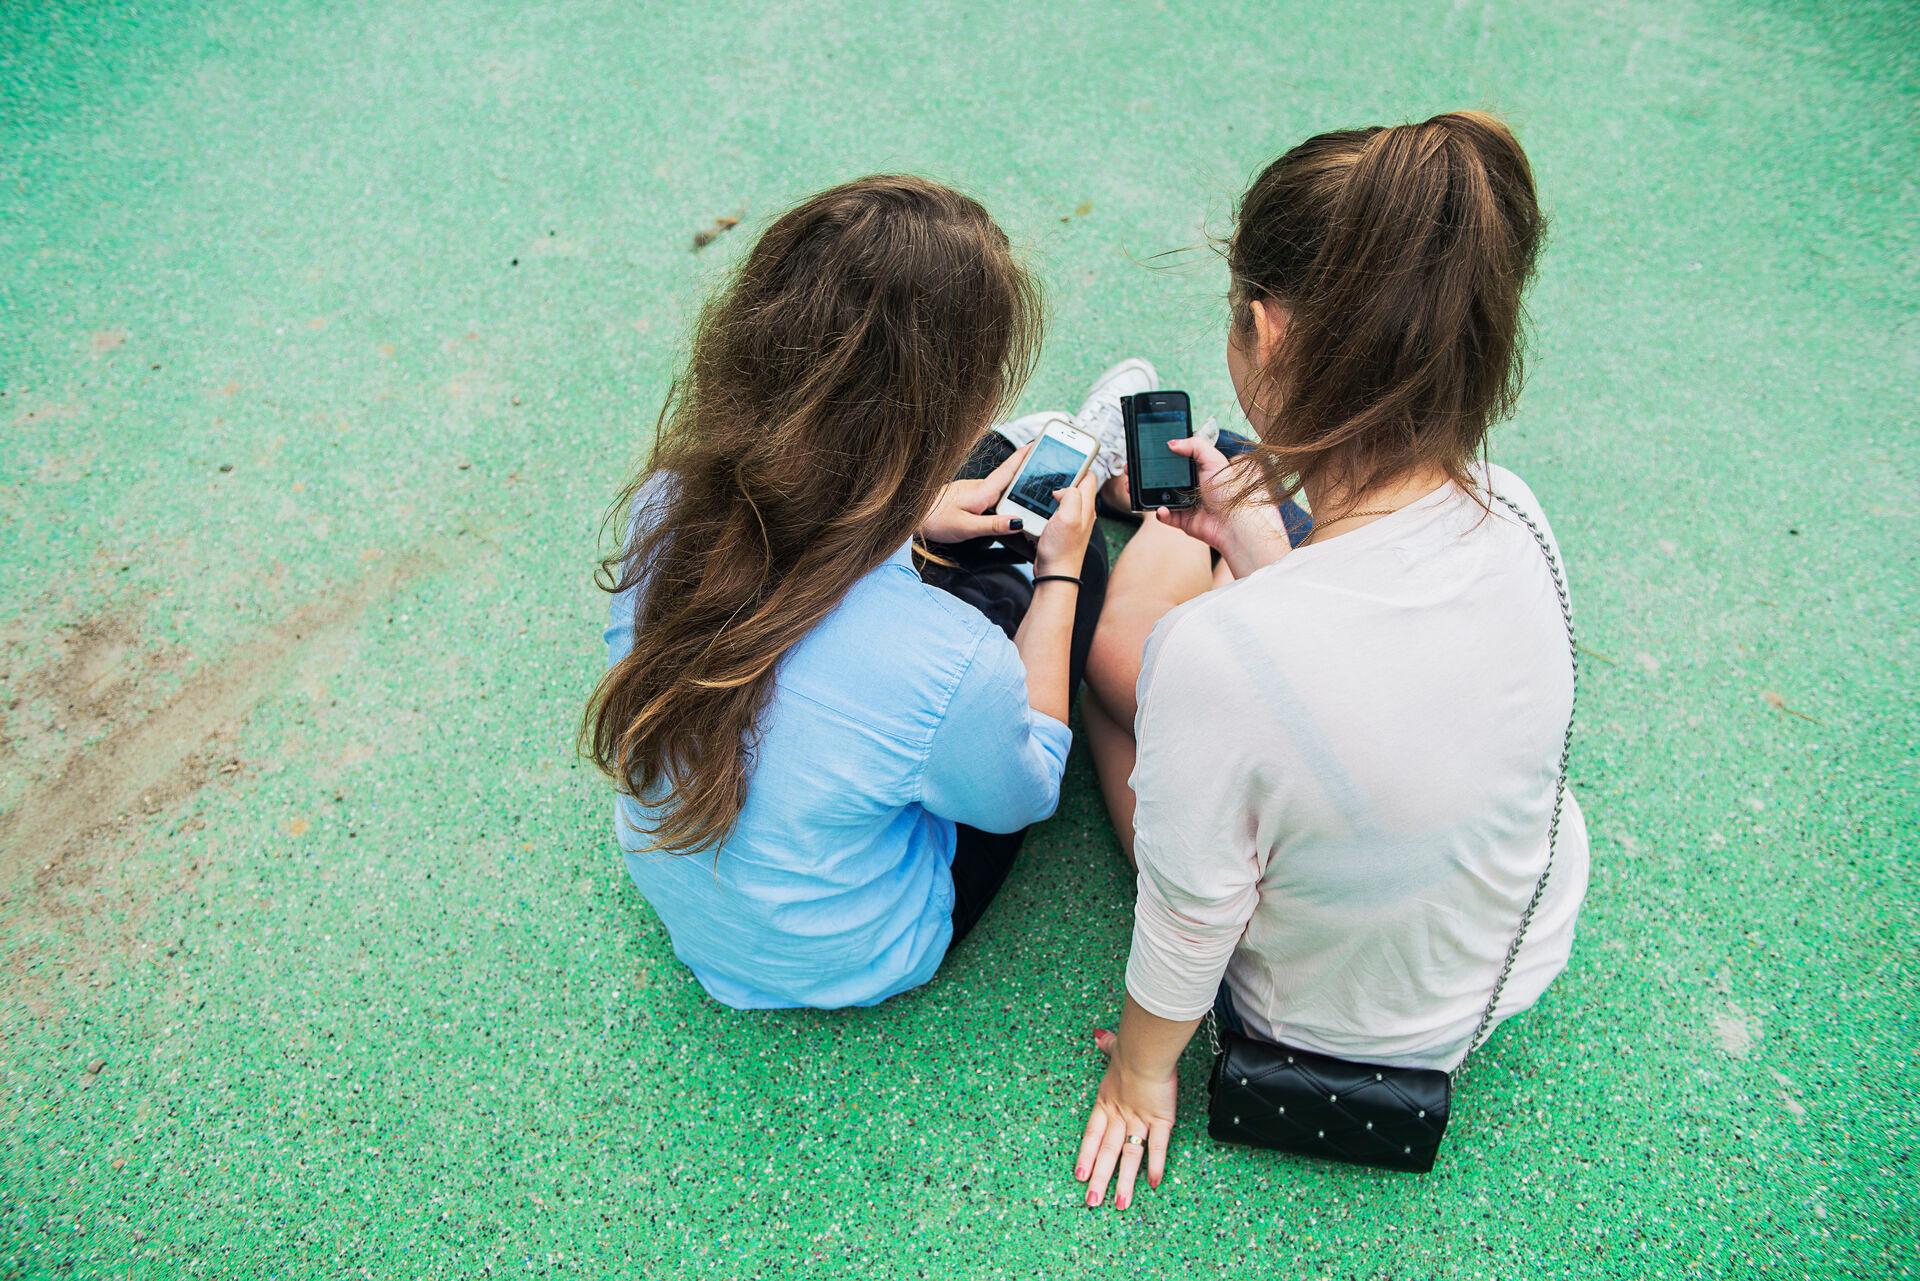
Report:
1454,492,1579,1074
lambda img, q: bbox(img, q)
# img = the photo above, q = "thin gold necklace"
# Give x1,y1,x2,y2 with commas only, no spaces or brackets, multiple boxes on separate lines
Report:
1300,507,1398,547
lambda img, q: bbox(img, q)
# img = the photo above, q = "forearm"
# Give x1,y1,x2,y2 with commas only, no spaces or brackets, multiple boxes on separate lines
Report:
1013,579,1077,723
1113,993,1201,1084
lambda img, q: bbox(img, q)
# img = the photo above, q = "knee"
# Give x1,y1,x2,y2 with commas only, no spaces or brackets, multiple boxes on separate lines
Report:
1086,618,1145,725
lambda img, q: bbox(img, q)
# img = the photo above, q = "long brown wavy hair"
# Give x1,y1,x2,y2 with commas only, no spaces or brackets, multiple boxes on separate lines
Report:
1227,111,1546,509
583,175,1041,855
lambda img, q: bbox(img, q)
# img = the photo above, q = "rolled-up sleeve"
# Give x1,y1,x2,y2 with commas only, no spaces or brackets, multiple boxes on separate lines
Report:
1124,612,1263,1020
920,627,1071,835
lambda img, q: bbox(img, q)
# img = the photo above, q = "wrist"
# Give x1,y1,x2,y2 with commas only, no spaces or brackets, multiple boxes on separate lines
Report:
1220,506,1291,570
1110,1047,1171,1093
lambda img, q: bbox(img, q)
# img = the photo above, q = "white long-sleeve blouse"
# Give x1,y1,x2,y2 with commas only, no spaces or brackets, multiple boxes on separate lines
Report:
1125,464,1589,1071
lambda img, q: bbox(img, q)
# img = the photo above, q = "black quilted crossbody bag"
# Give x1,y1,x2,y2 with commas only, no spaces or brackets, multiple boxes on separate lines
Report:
1204,493,1578,1174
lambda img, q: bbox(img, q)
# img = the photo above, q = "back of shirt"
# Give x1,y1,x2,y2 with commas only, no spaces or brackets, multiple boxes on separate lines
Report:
601,479,1071,1009
1125,464,1589,1070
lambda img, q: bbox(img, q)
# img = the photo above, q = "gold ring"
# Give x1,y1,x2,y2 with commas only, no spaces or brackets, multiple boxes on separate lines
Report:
1124,1134,1146,1148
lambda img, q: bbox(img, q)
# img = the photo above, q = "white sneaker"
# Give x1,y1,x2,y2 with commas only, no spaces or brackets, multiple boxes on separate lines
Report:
990,410,1071,450
1072,358,1158,485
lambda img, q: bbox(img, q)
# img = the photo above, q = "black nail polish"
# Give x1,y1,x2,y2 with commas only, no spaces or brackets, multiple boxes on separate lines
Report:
1007,518,1023,532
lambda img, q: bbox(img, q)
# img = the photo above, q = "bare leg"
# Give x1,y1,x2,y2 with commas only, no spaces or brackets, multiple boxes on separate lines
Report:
1086,512,1214,725
1084,512,1216,864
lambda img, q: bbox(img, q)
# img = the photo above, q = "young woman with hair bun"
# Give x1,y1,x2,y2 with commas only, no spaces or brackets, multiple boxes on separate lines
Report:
1075,113,1589,1207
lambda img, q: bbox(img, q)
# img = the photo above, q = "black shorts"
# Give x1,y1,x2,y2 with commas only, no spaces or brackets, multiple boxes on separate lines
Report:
919,431,1109,946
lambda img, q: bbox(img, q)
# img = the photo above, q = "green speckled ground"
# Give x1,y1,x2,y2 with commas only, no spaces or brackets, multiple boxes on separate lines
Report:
2,0,1914,1276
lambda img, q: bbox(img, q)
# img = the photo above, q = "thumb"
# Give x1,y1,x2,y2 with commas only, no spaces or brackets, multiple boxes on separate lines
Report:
1050,468,1098,519
1168,434,1231,476
1092,1027,1118,1057
948,510,1024,540
1052,488,1093,532
1157,505,1207,544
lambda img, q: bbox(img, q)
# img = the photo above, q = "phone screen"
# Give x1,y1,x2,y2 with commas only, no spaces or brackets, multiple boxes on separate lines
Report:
1135,409,1195,489
1008,434,1091,517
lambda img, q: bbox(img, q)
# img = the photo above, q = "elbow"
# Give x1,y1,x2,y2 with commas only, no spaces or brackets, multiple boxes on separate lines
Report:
969,764,1064,834
1132,889,1257,962
1015,763,1067,829
973,785,1059,835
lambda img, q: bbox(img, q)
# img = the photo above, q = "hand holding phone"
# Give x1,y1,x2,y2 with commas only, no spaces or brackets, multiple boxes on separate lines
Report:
996,416,1100,536
1123,391,1199,511
1032,466,1100,576
1153,429,1297,579
921,441,1032,545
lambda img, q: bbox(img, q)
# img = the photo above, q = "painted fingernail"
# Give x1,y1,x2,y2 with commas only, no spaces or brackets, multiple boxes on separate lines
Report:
1007,518,1022,532
1149,1175,1160,1189
1116,1194,1129,1210
1088,1191,1101,1207
1074,1165,1087,1180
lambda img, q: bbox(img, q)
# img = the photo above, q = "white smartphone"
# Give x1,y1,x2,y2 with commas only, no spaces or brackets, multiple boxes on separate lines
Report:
995,417,1100,535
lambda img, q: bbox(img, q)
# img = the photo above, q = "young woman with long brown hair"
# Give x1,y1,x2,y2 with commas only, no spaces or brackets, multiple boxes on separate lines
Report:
1072,113,1589,1206
584,176,1108,1009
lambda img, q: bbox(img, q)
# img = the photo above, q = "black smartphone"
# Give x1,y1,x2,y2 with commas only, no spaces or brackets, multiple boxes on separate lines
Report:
1123,390,1198,510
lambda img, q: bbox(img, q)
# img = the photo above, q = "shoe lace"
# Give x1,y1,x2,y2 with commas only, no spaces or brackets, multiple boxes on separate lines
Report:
1076,395,1125,449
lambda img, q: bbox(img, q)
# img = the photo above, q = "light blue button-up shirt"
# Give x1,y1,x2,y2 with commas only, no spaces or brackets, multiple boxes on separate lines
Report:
604,499,1071,1010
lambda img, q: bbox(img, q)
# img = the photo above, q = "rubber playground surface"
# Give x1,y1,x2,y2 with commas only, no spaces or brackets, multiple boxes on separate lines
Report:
2,1,1914,1276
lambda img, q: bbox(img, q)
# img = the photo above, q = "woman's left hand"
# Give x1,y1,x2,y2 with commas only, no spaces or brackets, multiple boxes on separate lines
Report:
1156,434,1291,574
1075,1027,1178,1210
920,442,1031,545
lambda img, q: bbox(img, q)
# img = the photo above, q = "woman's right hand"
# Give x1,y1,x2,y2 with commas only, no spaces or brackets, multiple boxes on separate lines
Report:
1031,467,1101,576
1156,435,1292,576
1011,465,1100,724
1075,1025,1178,1209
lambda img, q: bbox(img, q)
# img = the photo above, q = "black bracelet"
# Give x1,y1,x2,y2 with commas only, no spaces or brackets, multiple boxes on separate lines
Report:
1032,574,1081,588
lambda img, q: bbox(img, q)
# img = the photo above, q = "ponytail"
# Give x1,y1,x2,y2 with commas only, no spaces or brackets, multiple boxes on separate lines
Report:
1228,111,1545,509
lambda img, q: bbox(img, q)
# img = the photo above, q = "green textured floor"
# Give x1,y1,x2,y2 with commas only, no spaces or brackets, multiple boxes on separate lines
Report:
2,0,1915,1276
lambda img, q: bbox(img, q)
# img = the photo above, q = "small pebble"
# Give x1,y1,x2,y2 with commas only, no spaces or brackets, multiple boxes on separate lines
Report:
86,1058,105,1074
